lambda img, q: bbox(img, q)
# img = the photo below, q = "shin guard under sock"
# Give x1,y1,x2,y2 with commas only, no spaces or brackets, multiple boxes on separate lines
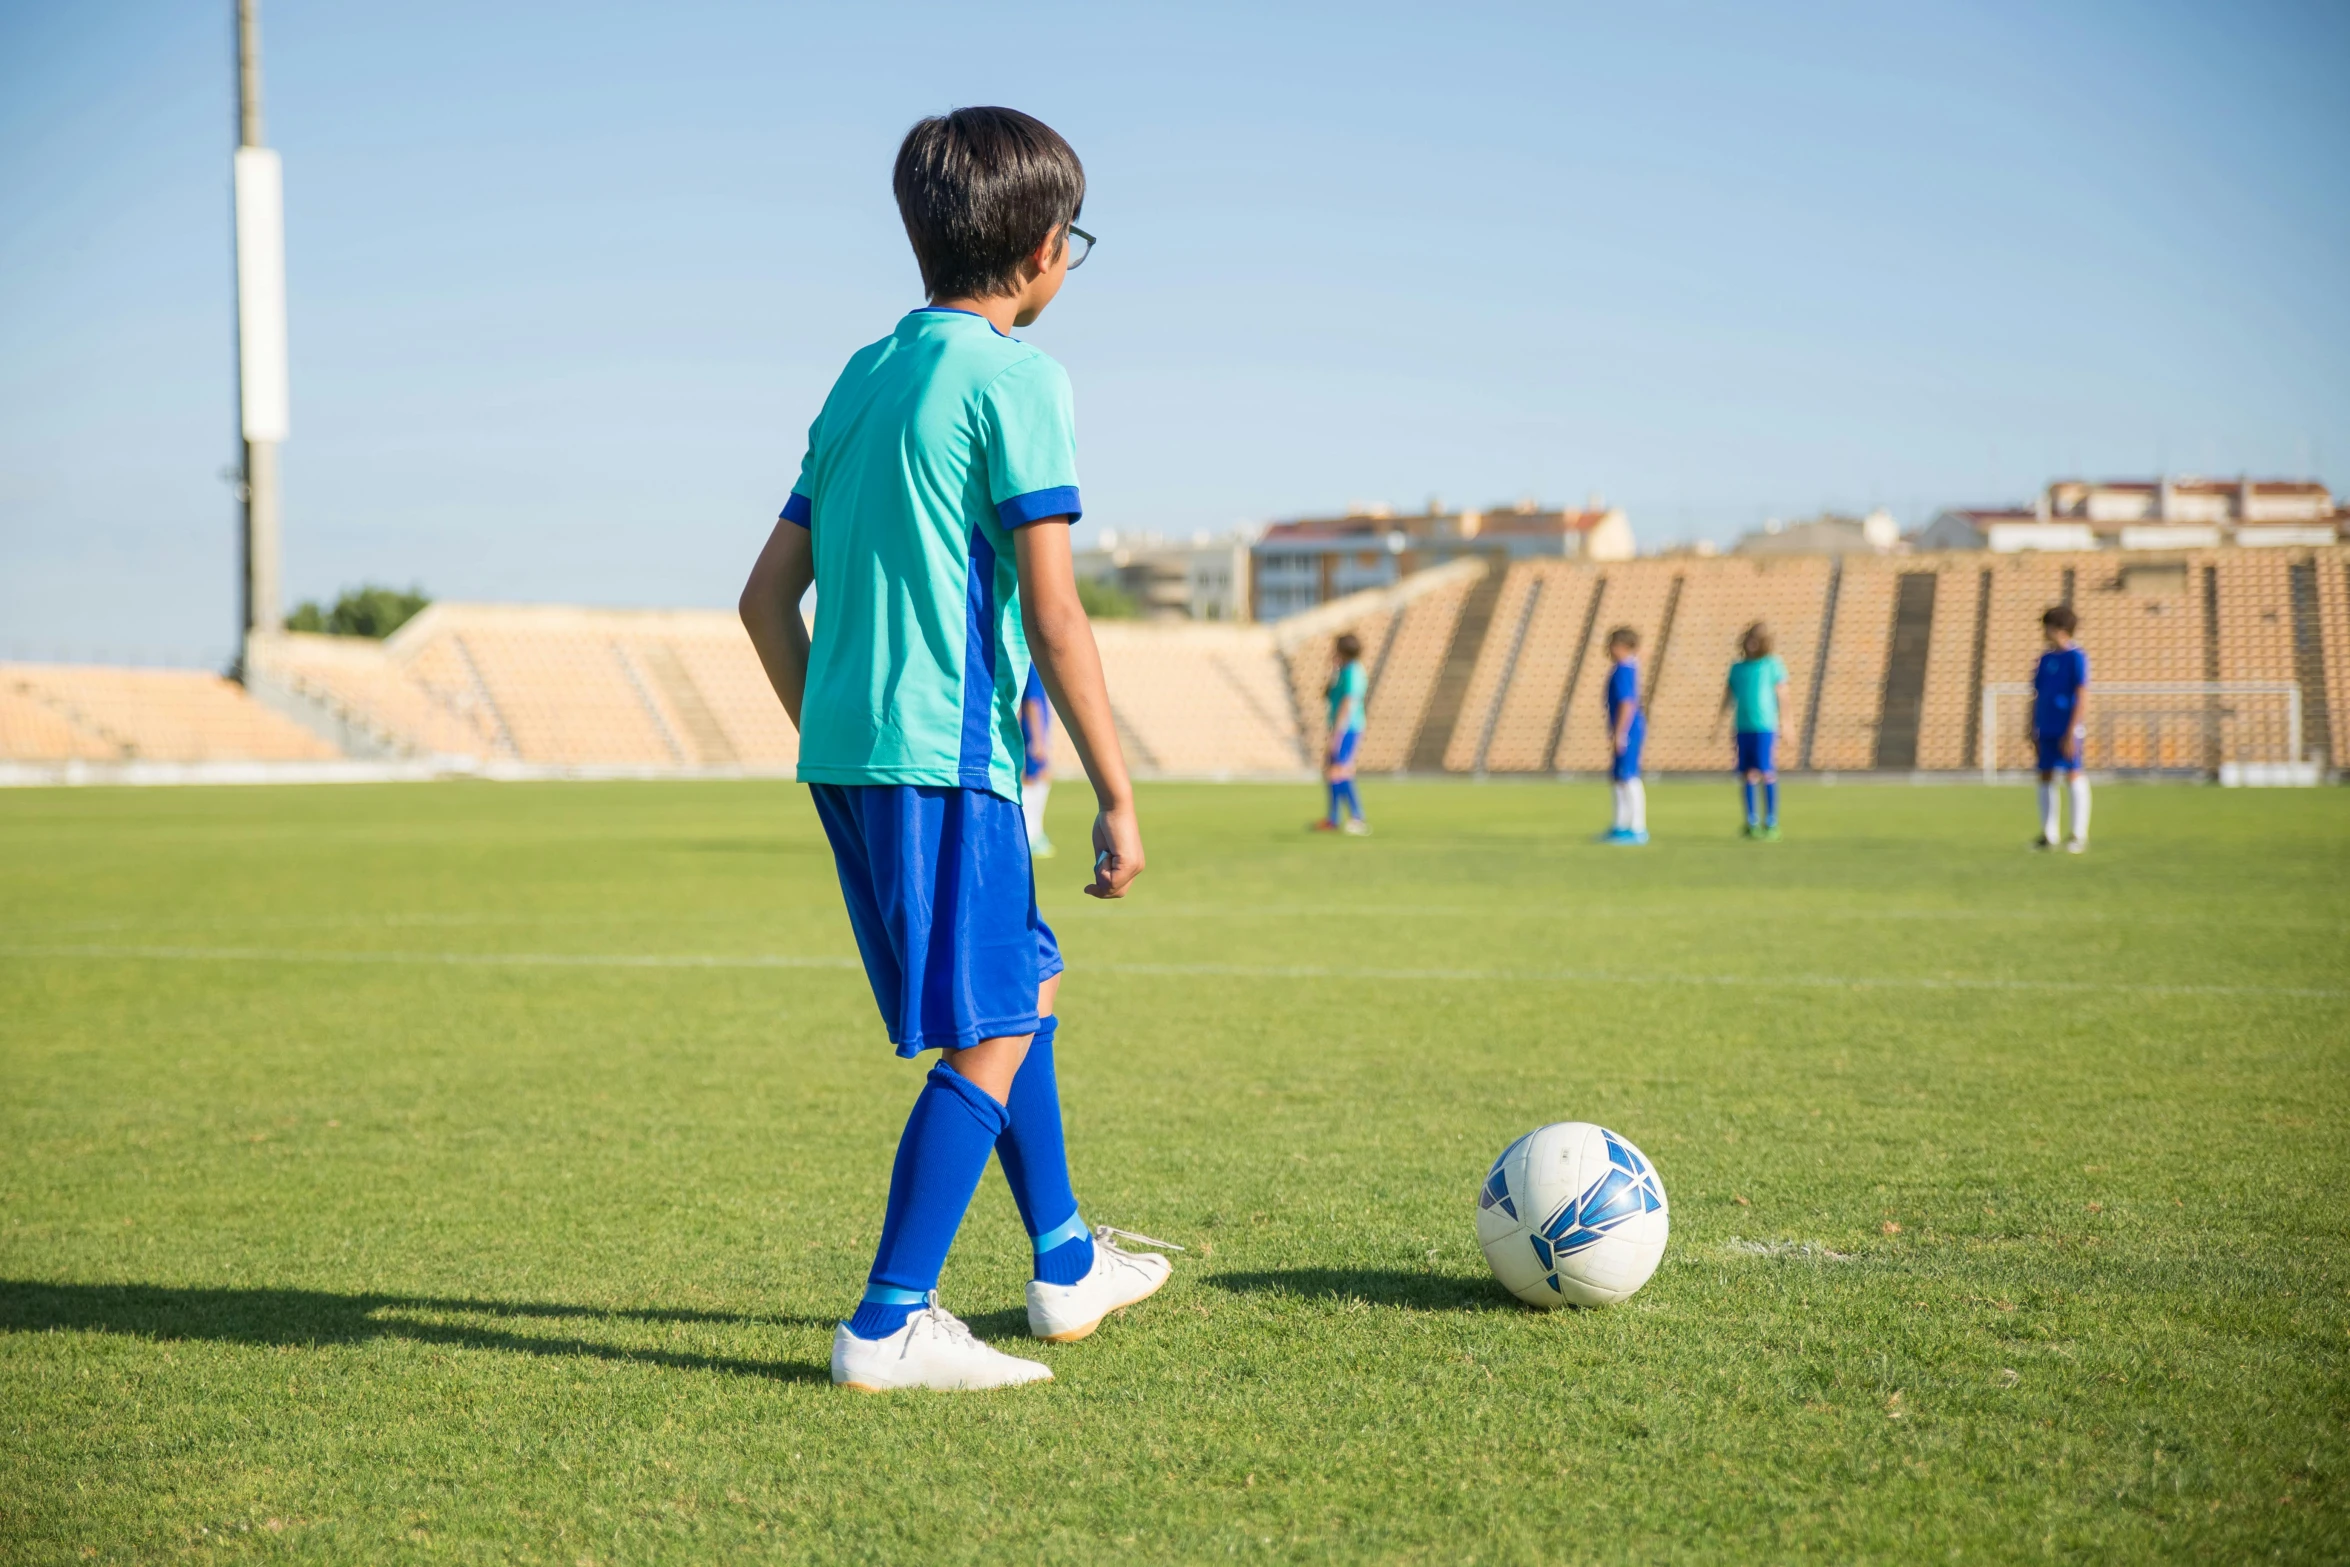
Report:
994,1017,1095,1286
849,1063,1011,1339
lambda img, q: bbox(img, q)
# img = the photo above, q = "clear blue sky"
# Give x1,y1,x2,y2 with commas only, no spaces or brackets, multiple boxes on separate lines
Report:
3,1,2345,666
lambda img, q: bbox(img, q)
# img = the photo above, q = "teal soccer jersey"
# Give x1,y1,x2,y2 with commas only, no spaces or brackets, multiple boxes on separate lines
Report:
1726,654,1788,733
781,308,1082,800
1327,661,1367,733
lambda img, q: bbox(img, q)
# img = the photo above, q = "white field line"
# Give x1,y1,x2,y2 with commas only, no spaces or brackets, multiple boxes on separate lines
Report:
0,944,2341,1001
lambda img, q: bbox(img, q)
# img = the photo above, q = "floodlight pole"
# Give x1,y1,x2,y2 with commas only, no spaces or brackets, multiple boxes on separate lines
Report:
233,0,288,669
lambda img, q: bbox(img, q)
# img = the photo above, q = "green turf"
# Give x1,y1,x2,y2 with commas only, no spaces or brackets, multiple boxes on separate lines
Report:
2,778,2345,1563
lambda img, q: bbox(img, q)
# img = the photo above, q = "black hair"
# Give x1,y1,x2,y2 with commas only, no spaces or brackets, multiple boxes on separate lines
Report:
1335,632,1363,660
2042,604,2077,634
1607,626,1639,651
894,108,1085,301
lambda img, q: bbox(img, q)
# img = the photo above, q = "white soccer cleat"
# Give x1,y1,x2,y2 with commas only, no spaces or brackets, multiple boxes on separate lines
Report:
1026,1226,1183,1342
831,1295,1054,1392
2065,838,2086,854
1342,819,1373,836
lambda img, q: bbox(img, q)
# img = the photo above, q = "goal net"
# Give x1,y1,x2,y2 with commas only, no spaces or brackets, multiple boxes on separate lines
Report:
1979,681,2308,782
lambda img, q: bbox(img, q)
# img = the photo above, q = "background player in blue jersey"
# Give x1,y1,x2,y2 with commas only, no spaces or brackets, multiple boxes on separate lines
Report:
1020,664,1055,858
1601,626,1647,844
1717,624,1788,839
1312,632,1370,835
2029,604,2091,852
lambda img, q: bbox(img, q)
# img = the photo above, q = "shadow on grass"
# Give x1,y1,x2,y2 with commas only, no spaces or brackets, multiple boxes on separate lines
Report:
0,1280,830,1384
1205,1268,1516,1313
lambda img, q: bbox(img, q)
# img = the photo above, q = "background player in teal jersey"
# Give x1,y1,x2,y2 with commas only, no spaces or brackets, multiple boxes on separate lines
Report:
1716,623,1789,839
1312,632,1370,835
2029,604,2091,852
1020,664,1055,858
739,108,1175,1393
1602,626,1647,843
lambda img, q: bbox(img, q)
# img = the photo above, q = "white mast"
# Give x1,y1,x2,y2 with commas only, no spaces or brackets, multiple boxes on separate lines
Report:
234,0,289,662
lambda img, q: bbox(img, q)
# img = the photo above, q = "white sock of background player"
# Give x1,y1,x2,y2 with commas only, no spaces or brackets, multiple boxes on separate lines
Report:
2067,772,2090,844
1627,778,1647,835
1024,780,1050,847
2038,781,2060,842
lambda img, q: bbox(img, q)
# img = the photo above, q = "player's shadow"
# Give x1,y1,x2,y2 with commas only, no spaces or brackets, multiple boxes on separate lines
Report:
1206,1268,1516,1314
0,1279,832,1384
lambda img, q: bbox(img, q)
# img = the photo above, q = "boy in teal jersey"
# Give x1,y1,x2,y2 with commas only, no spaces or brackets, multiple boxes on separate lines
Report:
1716,623,1789,839
1310,632,1370,835
739,109,1174,1393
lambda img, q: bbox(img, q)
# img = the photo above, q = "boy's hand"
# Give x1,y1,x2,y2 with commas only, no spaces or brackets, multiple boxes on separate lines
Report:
1087,804,1144,899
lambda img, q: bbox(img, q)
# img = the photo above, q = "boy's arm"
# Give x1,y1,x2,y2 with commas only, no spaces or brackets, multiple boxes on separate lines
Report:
738,520,816,729
2068,681,2088,762
1612,698,1633,751
1015,521,1143,899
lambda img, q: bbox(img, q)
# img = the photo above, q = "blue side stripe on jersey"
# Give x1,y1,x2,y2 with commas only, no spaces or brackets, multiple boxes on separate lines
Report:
957,524,1001,789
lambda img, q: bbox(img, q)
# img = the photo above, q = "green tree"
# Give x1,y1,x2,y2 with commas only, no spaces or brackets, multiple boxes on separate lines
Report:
284,585,431,639
1075,576,1139,620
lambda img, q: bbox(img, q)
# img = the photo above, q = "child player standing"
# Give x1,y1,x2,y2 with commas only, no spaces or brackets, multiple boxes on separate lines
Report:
1311,632,1371,835
1601,627,1647,844
1020,664,1055,858
739,108,1176,1393
2029,604,2091,852
1718,623,1789,839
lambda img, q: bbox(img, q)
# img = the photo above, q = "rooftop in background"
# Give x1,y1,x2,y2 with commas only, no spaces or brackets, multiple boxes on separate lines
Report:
1734,508,1903,558
1917,477,2342,553
1252,499,1634,620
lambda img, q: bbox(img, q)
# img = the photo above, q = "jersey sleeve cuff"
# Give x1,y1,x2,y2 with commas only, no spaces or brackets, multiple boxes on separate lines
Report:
996,486,1081,528
779,492,812,528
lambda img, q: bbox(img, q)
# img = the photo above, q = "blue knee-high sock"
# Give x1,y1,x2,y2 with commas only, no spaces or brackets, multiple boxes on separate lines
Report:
1742,780,1758,826
1325,781,1342,824
1338,779,1363,821
846,1063,1010,1340
994,1017,1095,1287
1764,780,1779,827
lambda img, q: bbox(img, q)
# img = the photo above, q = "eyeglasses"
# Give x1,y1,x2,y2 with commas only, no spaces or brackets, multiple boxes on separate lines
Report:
1065,224,1095,270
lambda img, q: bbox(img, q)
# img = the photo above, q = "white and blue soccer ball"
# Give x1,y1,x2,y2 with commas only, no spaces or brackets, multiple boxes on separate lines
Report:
1476,1122,1669,1307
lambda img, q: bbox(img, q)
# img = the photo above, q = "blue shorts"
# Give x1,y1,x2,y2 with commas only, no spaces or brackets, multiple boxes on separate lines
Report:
1735,731,1776,775
809,784,1062,1058
2035,733,2083,772
1610,717,1645,782
1328,727,1361,766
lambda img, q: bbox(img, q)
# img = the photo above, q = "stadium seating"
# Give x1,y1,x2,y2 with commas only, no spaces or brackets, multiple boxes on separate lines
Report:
0,664,339,762
9,546,2346,779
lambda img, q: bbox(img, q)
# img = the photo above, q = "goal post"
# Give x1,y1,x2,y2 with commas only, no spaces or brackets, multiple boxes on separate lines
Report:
1979,681,2306,783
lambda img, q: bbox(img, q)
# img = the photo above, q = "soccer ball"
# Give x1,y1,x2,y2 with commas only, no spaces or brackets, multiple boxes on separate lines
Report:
1476,1123,1669,1307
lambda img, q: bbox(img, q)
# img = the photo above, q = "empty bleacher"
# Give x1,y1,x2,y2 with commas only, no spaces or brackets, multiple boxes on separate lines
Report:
1284,543,2350,780
9,546,2346,781
0,664,339,764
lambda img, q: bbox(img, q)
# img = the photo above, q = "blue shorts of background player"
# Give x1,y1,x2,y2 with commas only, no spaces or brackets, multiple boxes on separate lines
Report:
2034,732,2083,772
1330,727,1361,767
1610,718,1645,782
1734,731,1775,775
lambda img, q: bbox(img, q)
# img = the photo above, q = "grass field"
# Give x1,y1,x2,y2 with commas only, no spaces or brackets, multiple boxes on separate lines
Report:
2,777,2346,1563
